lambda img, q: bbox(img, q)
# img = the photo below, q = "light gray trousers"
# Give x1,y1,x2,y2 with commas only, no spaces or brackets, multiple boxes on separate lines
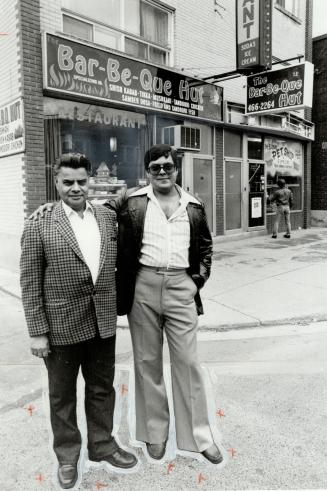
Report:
128,266,213,453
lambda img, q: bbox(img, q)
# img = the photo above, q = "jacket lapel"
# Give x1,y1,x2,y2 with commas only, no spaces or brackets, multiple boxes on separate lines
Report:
93,205,107,277
53,202,85,263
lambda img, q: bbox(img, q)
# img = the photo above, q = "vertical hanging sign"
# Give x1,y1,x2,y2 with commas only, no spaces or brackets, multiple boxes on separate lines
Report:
236,0,272,73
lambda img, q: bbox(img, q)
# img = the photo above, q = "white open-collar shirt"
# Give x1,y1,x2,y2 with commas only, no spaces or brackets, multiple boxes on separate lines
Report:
62,200,101,284
133,184,200,269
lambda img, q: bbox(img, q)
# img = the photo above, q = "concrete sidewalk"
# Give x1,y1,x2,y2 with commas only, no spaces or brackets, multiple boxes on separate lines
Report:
2,227,327,330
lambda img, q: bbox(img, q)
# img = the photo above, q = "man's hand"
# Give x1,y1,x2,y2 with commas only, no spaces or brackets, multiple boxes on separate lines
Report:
30,334,50,358
29,203,55,220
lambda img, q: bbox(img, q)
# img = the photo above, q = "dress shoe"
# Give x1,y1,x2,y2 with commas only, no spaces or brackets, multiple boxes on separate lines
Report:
58,464,78,489
201,443,223,464
146,441,167,460
272,234,277,239
284,234,291,238
90,447,138,469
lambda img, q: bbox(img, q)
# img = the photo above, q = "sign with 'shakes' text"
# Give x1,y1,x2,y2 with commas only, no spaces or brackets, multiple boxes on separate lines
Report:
43,33,223,123
246,62,314,115
236,0,272,73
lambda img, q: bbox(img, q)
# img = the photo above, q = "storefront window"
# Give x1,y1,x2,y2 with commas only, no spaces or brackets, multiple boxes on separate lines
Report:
44,98,148,201
224,130,242,158
264,137,303,213
248,135,263,160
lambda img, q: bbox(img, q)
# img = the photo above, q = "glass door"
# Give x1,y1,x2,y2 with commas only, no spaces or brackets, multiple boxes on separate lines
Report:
248,161,265,228
225,160,242,231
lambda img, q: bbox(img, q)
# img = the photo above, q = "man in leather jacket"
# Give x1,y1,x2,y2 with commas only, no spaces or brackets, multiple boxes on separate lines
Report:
107,144,222,464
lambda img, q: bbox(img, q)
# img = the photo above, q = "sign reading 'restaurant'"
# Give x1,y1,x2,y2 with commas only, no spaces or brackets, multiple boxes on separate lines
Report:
43,33,223,123
246,62,314,115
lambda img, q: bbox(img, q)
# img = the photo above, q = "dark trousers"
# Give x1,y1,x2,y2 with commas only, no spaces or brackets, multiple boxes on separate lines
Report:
44,334,117,464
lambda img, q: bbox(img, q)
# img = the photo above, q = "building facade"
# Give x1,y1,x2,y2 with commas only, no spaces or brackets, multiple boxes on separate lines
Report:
0,0,313,270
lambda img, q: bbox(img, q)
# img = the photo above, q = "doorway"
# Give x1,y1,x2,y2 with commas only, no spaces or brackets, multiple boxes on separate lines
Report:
182,153,215,233
225,160,242,231
248,161,266,228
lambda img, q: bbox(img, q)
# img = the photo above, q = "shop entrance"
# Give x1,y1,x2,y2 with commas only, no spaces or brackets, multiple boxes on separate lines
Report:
248,161,266,228
182,153,214,233
225,160,242,231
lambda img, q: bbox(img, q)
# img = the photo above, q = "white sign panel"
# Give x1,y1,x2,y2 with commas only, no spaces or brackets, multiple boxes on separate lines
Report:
251,197,262,218
0,98,25,158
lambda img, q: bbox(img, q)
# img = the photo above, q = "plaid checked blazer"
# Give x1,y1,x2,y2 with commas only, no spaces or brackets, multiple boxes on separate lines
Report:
20,202,117,345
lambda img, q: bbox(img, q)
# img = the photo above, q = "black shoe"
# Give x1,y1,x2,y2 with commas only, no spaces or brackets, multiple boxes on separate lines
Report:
146,441,167,460
284,234,291,238
272,234,277,239
58,464,78,489
90,447,138,469
201,443,223,464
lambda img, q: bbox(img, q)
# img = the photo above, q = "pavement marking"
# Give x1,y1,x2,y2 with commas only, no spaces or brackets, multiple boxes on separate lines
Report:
24,403,35,416
197,473,207,484
95,482,108,489
35,474,45,483
0,388,42,414
228,448,236,458
120,383,128,395
216,408,225,418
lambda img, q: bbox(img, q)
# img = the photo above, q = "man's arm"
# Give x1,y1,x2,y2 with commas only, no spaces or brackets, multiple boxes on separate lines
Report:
20,220,50,357
197,206,213,287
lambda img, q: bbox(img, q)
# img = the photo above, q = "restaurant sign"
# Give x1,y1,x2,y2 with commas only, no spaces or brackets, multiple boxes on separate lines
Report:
247,62,313,115
0,98,24,158
236,0,272,73
43,33,223,123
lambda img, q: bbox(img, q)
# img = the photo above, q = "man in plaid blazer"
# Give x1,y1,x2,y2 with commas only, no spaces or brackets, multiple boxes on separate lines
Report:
20,154,137,489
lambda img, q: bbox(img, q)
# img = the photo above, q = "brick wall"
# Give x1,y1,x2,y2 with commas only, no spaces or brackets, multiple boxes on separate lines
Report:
312,35,327,211
20,0,46,216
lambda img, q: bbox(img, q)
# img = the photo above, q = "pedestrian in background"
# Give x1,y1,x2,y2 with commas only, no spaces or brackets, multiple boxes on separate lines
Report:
270,178,293,239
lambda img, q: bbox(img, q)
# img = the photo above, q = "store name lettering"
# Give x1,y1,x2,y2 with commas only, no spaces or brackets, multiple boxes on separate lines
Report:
271,146,295,161
58,44,204,104
249,77,303,107
0,100,21,127
242,0,256,39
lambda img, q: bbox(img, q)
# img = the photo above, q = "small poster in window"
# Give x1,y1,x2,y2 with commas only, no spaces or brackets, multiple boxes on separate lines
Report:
251,197,262,218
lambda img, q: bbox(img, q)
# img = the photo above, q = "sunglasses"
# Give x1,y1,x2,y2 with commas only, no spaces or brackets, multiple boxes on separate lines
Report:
148,162,176,175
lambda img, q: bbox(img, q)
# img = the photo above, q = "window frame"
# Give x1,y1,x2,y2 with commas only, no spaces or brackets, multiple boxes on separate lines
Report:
61,0,173,66
275,0,302,23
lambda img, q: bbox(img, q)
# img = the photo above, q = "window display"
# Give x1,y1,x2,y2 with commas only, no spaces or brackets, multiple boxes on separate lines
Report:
44,98,147,200
264,137,303,213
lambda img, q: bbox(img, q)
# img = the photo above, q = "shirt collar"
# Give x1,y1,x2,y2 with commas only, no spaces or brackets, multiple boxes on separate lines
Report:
129,184,201,205
61,200,94,218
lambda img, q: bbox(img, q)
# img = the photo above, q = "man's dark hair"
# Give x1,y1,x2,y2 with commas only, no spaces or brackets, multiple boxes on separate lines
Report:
144,144,178,170
53,153,91,176
277,178,286,189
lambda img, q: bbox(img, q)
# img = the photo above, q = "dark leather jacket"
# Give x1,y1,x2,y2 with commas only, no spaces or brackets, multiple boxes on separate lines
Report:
106,186,213,316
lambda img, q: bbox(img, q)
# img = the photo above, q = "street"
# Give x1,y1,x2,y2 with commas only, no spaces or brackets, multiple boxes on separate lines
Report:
1,289,327,490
